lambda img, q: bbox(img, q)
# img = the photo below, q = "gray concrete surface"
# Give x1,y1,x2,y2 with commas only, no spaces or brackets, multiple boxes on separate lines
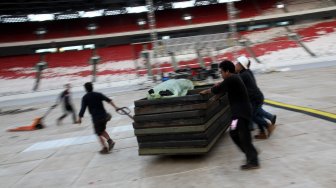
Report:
0,66,335,188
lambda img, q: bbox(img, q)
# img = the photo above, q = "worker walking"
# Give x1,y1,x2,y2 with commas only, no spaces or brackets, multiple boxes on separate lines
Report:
57,84,78,125
235,56,276,139
78,82,119,154
200,60,259,170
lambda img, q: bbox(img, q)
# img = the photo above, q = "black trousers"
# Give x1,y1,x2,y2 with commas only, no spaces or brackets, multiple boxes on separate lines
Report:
58,105,77,123
229,118,259,165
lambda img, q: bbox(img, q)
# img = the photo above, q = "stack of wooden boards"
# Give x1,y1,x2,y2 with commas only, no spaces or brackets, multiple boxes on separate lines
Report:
133,87,231,155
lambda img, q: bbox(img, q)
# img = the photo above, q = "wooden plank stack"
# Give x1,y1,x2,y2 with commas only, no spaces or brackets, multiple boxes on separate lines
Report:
133,87,231,155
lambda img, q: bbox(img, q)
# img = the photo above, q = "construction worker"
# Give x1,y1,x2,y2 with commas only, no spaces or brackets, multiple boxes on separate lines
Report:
235,56,277,139
200,60,259,170
78,82,119,154
57,84,78,125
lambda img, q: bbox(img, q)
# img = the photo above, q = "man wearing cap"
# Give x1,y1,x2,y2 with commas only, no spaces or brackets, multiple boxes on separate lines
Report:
235,56,277,139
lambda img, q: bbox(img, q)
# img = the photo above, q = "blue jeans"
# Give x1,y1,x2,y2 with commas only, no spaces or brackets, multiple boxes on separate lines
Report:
252,103,273,132
258,107,273,121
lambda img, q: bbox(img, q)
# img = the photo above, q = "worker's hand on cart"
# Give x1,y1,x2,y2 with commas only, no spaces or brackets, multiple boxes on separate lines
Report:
200,89,211,95
114,107,121,112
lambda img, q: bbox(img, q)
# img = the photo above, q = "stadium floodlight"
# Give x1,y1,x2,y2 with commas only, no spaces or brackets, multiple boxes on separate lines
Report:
35,27,47,35
56,13,79,20
1,16,28,23
34,27,47,39
84,44,95,49
276,2,288,12
172,0,196,9
59,45,84,52
86,23,98,35
276,2,285,9
137,18,147,26
276,21,290,26
86,23,98,31
247,24,269,31
182,14,193,21
79,10,104,18
28,14,55,22
126,6,148,13
162,36,170,40
35,48,57,54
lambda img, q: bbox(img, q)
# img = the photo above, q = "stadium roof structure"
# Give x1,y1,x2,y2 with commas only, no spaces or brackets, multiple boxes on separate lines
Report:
0,0,239,15
0,0,240,23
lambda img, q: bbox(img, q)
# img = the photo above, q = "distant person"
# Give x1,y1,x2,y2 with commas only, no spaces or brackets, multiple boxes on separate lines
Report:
78,82,120,154
57,84,78,125
235,56,276,139
200,60,259,170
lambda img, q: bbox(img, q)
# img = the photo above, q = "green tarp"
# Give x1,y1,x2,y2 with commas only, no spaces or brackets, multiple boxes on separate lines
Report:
147,79,194,100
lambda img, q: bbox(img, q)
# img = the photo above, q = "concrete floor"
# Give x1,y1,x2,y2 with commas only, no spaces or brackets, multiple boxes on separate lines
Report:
0,66,335,188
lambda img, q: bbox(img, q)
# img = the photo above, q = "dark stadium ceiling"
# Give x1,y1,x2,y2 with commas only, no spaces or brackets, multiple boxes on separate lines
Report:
0,0,219,15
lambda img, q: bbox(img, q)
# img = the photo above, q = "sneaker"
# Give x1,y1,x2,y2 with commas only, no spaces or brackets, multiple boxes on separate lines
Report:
107,139,115,151
271,115,277,125
254,132,268,139
99,147,109,154
241,163,260,170
267,124,276,137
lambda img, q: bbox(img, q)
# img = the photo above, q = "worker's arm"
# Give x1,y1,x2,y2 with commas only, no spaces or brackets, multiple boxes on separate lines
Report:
199,88,211,95
109,100,119,110
211,81,227,95
101,93,119,111
200,81,227,95
78,98,87,124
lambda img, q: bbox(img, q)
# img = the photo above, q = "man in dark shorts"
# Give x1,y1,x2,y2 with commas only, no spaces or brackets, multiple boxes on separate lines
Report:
57,84,78,125
78,82,119,154
200,60,259,170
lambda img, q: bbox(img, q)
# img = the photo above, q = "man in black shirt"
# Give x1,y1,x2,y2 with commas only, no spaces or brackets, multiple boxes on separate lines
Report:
57,84,78,125
200,60,259,170
78,82,119,154
235,56,276,139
